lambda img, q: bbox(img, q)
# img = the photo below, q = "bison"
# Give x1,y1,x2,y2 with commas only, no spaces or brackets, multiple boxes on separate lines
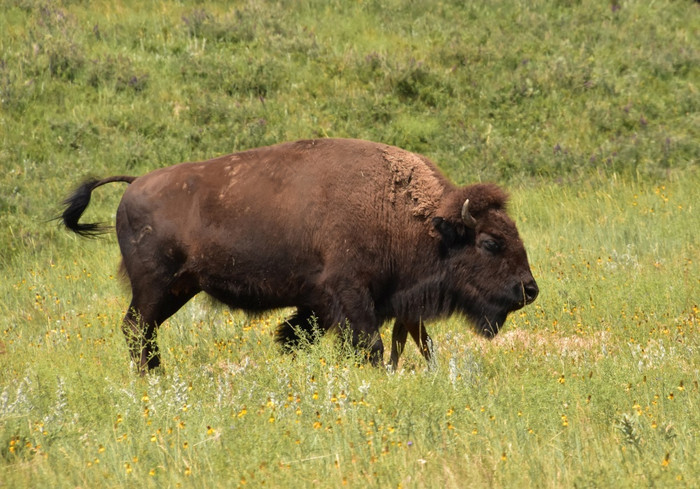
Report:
61,138,538,373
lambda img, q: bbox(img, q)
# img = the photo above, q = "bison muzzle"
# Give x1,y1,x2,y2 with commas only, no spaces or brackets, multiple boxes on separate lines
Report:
61,138,538,373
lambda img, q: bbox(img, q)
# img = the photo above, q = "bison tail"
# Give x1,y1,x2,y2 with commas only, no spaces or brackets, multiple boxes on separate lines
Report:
60,175,137,237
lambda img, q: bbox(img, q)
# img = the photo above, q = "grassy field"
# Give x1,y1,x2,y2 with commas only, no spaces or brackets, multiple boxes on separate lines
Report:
1,0,698,487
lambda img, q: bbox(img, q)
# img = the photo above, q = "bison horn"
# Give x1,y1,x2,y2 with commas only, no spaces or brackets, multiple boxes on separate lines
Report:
461,199,477,228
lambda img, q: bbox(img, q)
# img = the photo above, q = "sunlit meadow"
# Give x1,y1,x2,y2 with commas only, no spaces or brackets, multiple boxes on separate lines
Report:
1,1,698,488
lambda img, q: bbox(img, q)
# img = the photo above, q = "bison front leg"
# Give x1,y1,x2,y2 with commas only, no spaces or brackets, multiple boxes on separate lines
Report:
346,322,384,367
390,320,434,370
315,280,384,366
335,311,384,367
275,307,322,352
389,321,409,371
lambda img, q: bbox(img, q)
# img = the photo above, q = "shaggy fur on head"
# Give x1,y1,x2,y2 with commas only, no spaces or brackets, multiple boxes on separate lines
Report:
437,183,509,225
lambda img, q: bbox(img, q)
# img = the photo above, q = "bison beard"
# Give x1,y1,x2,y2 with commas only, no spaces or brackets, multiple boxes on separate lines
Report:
60,138,538,374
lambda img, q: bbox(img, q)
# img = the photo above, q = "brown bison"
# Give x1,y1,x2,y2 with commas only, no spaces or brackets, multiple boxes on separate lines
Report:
61,138,538,373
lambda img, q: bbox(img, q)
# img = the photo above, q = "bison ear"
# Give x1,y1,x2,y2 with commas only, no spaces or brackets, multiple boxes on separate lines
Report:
433,217,473,249
432,217,460,247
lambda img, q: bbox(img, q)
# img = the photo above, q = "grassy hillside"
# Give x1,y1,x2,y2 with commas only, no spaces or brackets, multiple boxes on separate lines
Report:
1,1,698,487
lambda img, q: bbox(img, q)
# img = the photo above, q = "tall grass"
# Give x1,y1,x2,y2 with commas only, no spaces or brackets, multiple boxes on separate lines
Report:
1,0,698,487
2,177,697,488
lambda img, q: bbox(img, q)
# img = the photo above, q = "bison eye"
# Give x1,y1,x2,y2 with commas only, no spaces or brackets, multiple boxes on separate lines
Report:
483,239,503,253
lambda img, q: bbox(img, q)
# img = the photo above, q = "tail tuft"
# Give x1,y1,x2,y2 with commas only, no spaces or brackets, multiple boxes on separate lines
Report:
59,175,137,237
61,180,109,237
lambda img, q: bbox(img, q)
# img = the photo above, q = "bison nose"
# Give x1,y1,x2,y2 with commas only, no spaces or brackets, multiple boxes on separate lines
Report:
523,280,539,305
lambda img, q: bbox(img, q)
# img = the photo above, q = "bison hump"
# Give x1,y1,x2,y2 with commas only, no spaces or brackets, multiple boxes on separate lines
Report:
382,146,446,219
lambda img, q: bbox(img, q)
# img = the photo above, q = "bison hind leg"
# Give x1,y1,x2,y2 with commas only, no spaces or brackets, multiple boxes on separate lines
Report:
276,307,324,352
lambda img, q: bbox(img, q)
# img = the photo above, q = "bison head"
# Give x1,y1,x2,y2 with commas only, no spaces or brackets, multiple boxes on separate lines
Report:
432,183,538,337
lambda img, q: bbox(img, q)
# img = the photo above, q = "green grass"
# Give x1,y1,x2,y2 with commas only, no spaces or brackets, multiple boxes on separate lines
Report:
1,0,698,487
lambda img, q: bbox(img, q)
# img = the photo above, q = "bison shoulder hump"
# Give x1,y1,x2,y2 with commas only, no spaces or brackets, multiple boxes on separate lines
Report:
381,146,446,218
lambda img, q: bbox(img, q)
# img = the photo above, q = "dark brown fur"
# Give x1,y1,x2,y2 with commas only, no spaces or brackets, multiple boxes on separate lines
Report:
60,138,538,373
